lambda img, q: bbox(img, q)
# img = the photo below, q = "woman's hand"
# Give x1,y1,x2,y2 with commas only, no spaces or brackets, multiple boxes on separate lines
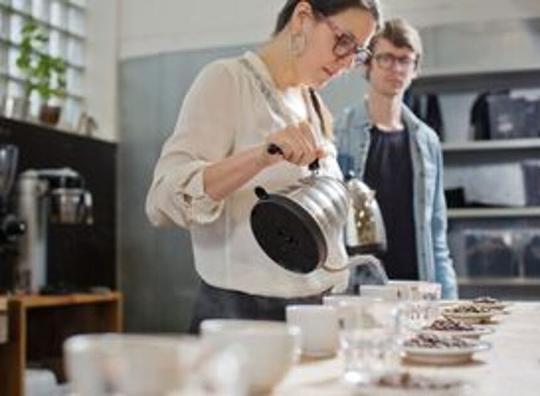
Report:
259,121,326,167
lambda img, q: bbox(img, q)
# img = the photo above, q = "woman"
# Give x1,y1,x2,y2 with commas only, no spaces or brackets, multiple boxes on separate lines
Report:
146,0,381,332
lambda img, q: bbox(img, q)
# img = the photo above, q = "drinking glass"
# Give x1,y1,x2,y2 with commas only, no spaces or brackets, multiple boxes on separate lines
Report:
338,299,402,385
394,282,442,333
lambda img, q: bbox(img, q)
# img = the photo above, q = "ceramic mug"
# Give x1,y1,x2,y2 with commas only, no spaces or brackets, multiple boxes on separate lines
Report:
286,305,339,357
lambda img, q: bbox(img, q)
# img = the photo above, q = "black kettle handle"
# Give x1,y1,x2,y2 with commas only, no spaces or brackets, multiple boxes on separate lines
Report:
266,143,320,171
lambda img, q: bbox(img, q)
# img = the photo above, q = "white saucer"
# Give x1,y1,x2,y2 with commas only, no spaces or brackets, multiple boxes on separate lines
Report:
403,340,492,365
422,325,495,339
442,311,498,325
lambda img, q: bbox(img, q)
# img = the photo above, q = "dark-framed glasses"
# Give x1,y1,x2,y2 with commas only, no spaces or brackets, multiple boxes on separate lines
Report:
373,52,418,70
319,14,372,67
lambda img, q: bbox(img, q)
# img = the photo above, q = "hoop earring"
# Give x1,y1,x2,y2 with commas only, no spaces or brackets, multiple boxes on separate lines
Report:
289,32,306,57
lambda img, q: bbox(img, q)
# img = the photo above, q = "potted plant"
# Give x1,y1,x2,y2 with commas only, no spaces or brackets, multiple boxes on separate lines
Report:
16,20,67,126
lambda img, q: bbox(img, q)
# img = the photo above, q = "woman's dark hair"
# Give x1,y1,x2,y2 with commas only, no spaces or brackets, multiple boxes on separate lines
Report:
274,0,382,35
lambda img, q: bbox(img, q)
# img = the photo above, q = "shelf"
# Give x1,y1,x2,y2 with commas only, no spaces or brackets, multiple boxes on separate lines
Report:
448,207,540,219
0,292,122,396
14,292,122,309
442,139,540,153
411,68,540,93
458,278,540,287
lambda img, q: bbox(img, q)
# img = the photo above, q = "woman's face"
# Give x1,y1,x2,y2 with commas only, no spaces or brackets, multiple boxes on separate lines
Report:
294,6,377,88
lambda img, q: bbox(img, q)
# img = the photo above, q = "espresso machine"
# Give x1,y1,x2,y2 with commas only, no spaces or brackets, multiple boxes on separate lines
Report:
0,145,26,290
15,168,93,294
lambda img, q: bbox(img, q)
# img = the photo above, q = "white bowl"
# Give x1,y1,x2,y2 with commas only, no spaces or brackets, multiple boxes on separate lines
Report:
64,334,245,396
200,320,300,394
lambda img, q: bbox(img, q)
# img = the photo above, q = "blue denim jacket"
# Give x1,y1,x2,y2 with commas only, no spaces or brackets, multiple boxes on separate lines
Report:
335,102,458,299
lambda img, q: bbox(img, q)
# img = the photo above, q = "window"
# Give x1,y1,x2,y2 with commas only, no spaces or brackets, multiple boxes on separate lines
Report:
0,0,86,127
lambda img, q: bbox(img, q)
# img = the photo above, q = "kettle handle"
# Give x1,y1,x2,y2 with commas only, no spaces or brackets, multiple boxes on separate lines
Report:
266,143,320,172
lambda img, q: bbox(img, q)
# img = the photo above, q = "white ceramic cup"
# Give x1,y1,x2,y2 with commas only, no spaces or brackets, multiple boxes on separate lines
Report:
200,319,300,394
388,280,442,301
323,294,377,306
286,305,339,357
360,284,411,301
64,333,245,396
323,295,391,333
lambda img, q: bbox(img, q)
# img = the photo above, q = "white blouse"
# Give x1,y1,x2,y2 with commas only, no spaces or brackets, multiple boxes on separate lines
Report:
146,51,349,298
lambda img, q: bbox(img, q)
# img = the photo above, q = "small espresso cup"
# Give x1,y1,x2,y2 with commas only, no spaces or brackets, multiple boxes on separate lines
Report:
286,305,339,357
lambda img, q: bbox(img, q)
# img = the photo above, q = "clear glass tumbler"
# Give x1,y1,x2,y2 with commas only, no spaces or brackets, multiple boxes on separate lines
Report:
338,299,402,385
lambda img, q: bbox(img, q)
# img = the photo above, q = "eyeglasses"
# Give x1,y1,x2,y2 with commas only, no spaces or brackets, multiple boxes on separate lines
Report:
373,52,418,71
318,14,371,68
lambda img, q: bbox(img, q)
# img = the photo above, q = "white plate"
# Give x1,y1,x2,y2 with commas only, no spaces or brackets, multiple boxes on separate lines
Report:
360,382,468,396
355,374,469,396
442,311,498,325
403,341,492,365
440,300,511,312
421,325,495,339
472,302,512,314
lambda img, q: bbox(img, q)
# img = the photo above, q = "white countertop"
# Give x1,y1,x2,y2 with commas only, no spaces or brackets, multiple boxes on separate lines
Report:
273,302,540,396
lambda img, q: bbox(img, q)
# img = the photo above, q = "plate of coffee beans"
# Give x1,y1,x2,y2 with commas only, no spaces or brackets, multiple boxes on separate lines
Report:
403,333,491,365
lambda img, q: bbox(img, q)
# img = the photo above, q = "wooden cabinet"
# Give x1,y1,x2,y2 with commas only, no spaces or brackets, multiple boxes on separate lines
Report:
0,293,122,396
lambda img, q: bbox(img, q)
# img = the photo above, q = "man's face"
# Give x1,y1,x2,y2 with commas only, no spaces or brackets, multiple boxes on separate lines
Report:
366,38,419,97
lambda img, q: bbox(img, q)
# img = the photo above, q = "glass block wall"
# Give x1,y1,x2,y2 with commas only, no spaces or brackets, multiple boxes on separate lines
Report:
0,0,86,127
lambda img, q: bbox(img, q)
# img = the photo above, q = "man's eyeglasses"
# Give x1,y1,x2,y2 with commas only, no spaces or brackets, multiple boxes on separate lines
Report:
372,52,418,71
318,14,371,68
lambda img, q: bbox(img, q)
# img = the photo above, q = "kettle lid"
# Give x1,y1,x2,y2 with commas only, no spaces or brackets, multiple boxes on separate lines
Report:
250,193,327,274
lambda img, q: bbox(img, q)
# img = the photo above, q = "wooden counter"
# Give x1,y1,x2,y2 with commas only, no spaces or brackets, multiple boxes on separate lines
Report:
274,302,540,396
0,292,122,396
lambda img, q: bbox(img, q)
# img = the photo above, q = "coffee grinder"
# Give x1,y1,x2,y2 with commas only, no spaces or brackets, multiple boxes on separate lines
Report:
15,168,93,294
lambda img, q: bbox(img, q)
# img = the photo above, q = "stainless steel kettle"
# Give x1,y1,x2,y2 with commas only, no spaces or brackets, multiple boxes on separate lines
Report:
250,145,386,274
344,172,387,256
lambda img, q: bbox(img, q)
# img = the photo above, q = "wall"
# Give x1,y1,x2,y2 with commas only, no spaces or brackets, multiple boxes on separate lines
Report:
83,0,540,141
118,0,540,59
85,0,120,142
384,0,540,27
118,45,250,332
119,0,280,59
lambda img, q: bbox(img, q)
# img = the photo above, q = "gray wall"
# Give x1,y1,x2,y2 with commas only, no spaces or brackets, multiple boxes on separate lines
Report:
118,45,251,332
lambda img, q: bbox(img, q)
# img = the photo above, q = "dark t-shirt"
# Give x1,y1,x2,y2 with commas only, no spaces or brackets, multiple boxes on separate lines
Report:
364,125,419,280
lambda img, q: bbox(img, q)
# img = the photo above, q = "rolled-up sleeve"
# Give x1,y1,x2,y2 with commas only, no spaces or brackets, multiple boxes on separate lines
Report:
146,61,238,228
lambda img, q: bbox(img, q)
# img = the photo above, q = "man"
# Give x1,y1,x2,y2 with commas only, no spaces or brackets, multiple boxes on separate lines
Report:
335,18,458,299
